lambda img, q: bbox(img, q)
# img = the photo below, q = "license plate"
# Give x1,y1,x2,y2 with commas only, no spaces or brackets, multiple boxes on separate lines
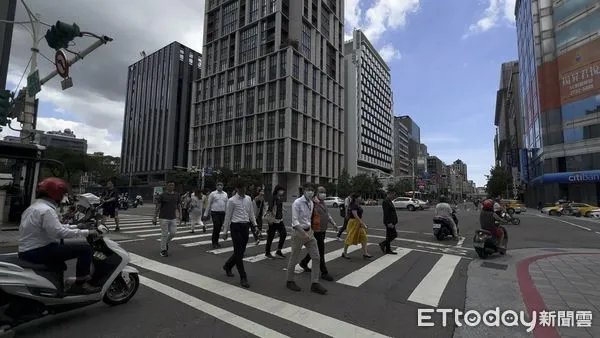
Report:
432,224,441,229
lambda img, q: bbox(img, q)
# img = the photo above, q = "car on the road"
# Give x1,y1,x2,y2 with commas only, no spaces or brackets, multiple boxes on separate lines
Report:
363,199,378,206
501,199,527,214
392,197,420,211
589,209,600,218
323,196,344,208
570,203,599,217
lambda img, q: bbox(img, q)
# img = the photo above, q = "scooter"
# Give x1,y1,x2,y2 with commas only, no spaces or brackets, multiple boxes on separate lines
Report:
501,212,521,225
432,209,459,241
0,194,140,333
473,223,508,259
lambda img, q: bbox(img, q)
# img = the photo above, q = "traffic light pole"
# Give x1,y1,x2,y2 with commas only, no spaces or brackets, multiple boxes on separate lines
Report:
18,5,40,144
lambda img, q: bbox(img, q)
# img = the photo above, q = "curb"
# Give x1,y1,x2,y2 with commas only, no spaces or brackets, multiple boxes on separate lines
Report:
516,252,600,338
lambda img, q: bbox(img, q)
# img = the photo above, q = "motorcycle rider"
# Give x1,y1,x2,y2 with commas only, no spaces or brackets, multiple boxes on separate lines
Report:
17,177,100,294
480,199,506,248
434,195,458,239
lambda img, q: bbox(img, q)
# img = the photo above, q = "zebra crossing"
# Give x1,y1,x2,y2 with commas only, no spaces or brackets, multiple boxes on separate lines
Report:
108,214,470,308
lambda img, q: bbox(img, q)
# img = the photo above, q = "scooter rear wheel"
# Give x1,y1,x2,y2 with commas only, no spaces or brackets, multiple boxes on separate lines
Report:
103,272,139,306
511,218,520,225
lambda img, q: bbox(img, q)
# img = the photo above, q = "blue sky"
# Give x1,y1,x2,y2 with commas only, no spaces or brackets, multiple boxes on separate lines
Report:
347,0,518,186
3,0,518,187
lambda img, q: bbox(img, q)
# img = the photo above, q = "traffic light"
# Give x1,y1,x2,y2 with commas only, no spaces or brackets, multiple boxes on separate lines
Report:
44,21,81,50
0,90,12,126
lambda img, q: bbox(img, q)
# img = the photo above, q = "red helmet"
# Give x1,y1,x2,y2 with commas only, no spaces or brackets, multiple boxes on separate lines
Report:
36,177,68,202
482,199,494,211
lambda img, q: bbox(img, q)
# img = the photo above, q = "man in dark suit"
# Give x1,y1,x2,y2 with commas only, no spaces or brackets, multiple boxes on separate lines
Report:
379,189,398,254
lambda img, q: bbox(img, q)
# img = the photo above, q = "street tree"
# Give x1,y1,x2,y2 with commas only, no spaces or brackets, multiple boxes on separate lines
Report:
485,165,513,198
350,173,375,198
388,179,412,195
370,174,384,198
336,169,351,197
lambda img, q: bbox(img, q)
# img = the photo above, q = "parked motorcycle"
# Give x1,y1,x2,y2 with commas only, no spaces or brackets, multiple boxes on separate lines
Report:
501,212,521,225
0,194,140,333
473,224,508,259
432,209,459,240
560,206,581,217
117,196,129,210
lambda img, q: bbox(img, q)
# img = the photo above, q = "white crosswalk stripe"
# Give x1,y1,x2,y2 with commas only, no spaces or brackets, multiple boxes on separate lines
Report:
110,220,468,308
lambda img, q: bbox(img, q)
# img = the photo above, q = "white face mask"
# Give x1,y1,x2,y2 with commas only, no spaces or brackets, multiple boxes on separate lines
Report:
318,193,326,200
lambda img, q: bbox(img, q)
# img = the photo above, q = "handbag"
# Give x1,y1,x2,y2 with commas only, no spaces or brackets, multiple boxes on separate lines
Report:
263,202,276,224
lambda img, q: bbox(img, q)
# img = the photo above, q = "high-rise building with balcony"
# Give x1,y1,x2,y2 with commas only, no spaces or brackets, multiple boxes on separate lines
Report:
515,0,600,204
120,42,201,183
190,0,345,197
393,116,410,177
343,29,394,178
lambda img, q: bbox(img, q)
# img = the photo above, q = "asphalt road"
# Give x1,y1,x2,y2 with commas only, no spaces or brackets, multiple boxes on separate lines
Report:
4,205,600,338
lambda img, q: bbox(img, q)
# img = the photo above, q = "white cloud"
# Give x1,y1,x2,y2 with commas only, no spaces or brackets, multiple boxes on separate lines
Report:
463,0,516,39
379,43,402,63
344,0,421,43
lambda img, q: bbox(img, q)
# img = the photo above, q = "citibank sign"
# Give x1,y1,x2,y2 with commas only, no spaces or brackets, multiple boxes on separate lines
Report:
540,170,600,184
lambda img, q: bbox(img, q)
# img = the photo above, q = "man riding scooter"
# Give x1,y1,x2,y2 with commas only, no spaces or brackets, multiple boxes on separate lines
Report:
434,195,458,239
480,199,507,248
17,177,101,294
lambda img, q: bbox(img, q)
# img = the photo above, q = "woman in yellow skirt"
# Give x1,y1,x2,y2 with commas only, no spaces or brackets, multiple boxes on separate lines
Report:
341,193,373,259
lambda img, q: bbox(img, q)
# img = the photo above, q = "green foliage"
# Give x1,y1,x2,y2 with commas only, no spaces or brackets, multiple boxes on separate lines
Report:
336,169,352,197
42,147,119,186
388,179,412,195
350,173,379,198
485,165,513,198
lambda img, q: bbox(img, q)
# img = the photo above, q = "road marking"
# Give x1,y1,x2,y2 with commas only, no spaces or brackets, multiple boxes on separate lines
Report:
140,276,290,338
115,238,146,244
244,238,336,263
290,244,364,273
415,245,469,256
535,214,592,231
121,226,191,234
208,236,291,254
130,253,392,338
407,254,462,307
455,236,465,247
328,230,474,251
182,238,232,247
596,232,600,236
336,248,412,287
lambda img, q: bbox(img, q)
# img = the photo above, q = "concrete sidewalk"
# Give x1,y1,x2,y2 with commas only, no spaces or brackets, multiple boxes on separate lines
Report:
454,248,600,338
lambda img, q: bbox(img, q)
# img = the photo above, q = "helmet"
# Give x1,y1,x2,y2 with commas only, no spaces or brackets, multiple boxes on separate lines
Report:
493,202,502,212
482,199,494,211
36,177,68,202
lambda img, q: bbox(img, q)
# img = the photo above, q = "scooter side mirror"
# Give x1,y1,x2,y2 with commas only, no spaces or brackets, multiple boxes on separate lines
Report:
97,224,110,234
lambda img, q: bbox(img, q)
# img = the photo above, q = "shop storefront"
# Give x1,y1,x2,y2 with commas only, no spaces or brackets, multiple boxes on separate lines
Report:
527,169,600,205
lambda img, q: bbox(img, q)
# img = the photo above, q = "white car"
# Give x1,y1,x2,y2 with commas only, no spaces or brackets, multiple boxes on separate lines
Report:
323,196,344,208
589,209,600,218
392,197,420,211
416,199,430,209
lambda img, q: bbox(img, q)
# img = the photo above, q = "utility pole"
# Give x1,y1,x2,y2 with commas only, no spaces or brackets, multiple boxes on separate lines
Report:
19,1,39,144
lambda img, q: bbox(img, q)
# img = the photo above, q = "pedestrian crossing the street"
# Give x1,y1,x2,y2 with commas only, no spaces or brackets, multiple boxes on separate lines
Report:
108,214,471,309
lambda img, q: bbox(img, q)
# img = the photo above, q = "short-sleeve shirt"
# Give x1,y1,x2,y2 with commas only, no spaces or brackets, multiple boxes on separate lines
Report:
157,192,181,220
347,203,363,219
102,189,118,208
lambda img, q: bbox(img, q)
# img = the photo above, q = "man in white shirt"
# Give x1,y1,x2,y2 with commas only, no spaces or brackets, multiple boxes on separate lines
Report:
434,195,458,239
222,180,257,288
204,182,229,249
18,177,100,294
285,182,327,295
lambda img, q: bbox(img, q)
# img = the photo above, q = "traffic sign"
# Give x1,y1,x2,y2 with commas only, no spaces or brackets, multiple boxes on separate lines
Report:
204,167,213,177
55,49,69,78
26,70,41,97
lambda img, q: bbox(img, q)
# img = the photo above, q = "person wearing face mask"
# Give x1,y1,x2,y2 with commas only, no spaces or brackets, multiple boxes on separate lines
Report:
204,182,229,249
298,186,338,281
341,193,372,259
286,182,327,294
264,185,287,259
222,180,257,288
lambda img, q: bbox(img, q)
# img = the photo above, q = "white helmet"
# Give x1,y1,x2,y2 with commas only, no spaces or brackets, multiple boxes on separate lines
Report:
493,202,502,212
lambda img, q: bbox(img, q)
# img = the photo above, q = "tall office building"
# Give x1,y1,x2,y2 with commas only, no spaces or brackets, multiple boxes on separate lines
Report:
343,29,394,177
0,0,17,90
190,0,345,197
120,42,201,183
515,0,600,204
393,116,410,176
398,115,421,164
494,61,523,198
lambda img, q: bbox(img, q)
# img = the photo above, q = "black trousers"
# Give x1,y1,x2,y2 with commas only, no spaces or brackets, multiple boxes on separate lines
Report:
224,222,250,279
337,217,349,237
211,211,226,245
300,231,328,274
265,221,286,253
380,226,398,252
19,242,92,278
